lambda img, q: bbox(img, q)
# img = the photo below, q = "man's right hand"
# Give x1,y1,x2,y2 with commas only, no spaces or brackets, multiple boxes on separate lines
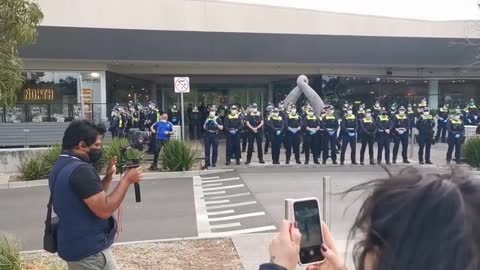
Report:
123,167,143,184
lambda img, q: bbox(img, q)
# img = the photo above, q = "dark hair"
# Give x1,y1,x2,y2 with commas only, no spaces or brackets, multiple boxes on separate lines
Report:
62,120,106,150
347,167,480,270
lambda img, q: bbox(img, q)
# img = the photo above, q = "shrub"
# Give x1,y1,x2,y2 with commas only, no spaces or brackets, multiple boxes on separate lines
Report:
161,140,196,171
125,148,144,162
18,145,62,181
463,137,480,167
100,138,129,172
0,233,21,270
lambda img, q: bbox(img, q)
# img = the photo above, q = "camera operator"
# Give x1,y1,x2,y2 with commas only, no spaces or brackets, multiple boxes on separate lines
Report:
48,120,143,269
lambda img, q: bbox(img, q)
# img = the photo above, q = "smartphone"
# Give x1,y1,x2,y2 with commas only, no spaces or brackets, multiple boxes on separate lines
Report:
285,198,325,266
123,164,141,169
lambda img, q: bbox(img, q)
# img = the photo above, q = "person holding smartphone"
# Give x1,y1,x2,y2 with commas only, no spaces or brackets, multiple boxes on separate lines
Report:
262,168,480,270
150,113,174,170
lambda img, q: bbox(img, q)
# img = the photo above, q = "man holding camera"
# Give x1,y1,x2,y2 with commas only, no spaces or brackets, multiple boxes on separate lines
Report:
48,120,143,269
150,113,174,170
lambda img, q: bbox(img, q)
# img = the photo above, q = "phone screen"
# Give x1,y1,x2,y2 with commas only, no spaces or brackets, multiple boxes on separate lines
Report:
293,200,324,264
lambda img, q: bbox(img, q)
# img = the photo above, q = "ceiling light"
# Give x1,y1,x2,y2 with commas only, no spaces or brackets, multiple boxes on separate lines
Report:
90,72,100,78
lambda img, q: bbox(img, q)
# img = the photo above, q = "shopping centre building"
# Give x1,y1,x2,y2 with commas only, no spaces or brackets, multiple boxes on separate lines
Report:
3,0,480,128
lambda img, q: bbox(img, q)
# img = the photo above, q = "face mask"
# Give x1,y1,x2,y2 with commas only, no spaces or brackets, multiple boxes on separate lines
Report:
252,108,258,113
453,115,460,120
366,113,372,118
272,113,279,117
209,112,216,117
231,110,238,114
161,119,167,122
88,148,103,164
399,111,405,115
347,110,353,115
328,110,334,115
308,112,314,116
291,109,297,114
423,111,429,116
382,112,388,115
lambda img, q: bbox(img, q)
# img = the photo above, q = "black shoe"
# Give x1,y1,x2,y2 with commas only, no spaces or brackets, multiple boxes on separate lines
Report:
236,160,241,165
322,161,327,165
340,161,344,165
314,160,320,164
296,160,302,164
245,160,251,165
332,161,337,165
455,161,461,165
352,162,358,165
360,162,364,165
212,164,216,167
386,161,391,165
202,165,209,170
426,161,433,164
403,160,410,164
304,161,309,165
149,164,158,171
392,160,397,164
259,160,265,164
370,161,376,165
286,160,290,164
225,161,231,166
377,160,381,165
419,161,425,164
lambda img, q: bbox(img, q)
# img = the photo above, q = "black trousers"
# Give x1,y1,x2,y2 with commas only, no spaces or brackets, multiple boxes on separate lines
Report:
393,133,409,161
340,134,356,163
241,131,248,151
303,133,320,162
360,135,375,162
285,132,301,162
418,135,432,162
226,132,241,161
446,137,462,162
204,133,219,166
435,120,448,142
377,133,391,163
147,132,156,152
264,129,272,153
323,133,337,162
271,133,283,163
247,131,263,161
153,139,167,165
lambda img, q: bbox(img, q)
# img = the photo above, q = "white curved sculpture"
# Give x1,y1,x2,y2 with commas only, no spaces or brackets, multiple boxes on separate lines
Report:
283,75,325,116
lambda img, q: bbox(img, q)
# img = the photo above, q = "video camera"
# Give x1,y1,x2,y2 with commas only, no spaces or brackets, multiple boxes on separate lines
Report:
128,128,150,151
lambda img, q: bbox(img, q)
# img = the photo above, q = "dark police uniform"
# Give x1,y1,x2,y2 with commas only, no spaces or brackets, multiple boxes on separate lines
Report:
435,106,449,143
169,107,180,125
246,111,265,164
240,109,249,152
356,108,366,143
446,117,465,164
303,114,321,164
392,113,410,163
340,113,357,165
376,114,392,164
267,114,285,164
146,108,160,153
189,107,201,139
416,114,435,164
224,112,243,165
203,115,223,168
359,116,377,165
322,114,339,164
285,112,302,164
264,110,272,154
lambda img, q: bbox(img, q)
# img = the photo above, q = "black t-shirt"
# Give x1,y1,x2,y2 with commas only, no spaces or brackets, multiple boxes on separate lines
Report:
70,164,104,200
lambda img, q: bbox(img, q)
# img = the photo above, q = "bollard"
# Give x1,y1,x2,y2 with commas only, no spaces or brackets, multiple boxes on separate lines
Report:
322,176,331,228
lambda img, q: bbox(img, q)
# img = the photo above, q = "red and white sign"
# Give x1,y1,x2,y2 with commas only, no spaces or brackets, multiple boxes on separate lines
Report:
174,77,190,93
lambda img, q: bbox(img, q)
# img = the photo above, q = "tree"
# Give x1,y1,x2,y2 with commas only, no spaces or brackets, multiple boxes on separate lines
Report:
0,0,43,107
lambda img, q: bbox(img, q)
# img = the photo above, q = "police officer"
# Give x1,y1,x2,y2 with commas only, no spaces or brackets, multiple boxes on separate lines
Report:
389,103,397,118
373,101,381,118
416,107,435,165
302,107,320,165
146,102,160,154
376,107,392,165
267,108,285,165
203,107,223,169
285,105,302,164
241,105,250,152
435,104,449,143
446,111,465,165
224,105,243,165
392,106,410,164
245,103,265,164
407,104,415,133
340,105,357,165
356,103,366,143
359,109,377,165
169,104,181,125
189,105,202,139
264,105,274,155
109,108,121,139
322,105,339,165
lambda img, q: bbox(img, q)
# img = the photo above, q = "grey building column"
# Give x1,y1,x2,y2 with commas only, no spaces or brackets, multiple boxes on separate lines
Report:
428,80,439,109
151,83,158,104
268,82,274,103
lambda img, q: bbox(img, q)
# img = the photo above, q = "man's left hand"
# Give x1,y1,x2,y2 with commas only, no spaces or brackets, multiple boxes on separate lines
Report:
106,157,117,176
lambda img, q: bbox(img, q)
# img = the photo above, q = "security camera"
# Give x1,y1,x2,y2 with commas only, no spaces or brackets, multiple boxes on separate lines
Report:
386,68,393,76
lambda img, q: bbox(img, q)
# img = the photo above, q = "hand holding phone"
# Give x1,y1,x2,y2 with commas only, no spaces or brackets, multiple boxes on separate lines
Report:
268,220,301,270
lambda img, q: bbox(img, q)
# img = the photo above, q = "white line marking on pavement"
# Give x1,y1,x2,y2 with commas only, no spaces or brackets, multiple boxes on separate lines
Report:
205,199,230,205
202,183,223,187
200,176,220,180
210,222,242,229
209,192,251,200
202,184,244,191
206,201,257,210
208,212,265,222
203,191,227,196
207,210,235,216
201,177,241,183
199,225,277,237
193,176,211,235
